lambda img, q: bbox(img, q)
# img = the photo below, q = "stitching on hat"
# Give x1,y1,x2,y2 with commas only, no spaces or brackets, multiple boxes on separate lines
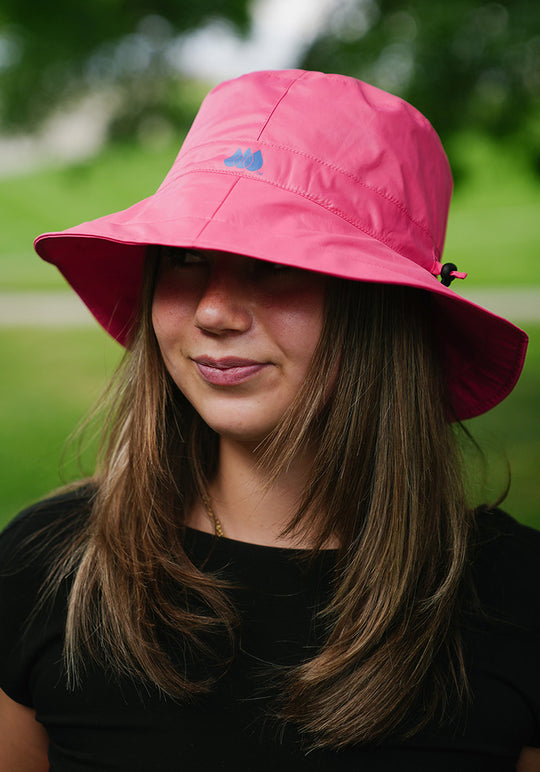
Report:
175,168,429,264
187,168,418,259
256,71,307,141
192,176,243,242
249,139,436,245
177,137,436,246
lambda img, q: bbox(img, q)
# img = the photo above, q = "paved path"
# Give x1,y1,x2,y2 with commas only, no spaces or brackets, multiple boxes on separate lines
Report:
0,292,95,327
0,288,539,327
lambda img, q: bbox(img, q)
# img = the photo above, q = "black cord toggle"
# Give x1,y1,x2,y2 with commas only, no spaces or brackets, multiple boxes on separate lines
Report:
440,262,459,287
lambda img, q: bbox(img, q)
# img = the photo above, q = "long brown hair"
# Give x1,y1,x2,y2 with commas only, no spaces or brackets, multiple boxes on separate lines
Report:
52,252,474,747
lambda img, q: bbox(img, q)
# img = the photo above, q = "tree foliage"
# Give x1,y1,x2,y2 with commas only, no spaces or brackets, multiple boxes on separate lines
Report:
0,0,538,163
0,0,251,131
301,0,540,165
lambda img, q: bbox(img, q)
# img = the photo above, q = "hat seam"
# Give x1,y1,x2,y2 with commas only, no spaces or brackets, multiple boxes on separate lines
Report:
256,70,307,141
172,137,437,249
260,139,436,247
171,167,429,267
193,176,242,243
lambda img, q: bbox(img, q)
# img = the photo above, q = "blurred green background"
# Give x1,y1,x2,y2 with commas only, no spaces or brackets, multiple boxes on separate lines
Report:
1,0,539,529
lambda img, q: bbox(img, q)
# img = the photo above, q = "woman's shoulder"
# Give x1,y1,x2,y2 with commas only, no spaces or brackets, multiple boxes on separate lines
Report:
0,484,95,708
474,506,540,561
472,506,540,628
0,483,96,568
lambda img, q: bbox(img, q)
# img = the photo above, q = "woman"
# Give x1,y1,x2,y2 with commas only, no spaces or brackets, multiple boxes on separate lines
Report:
1,70,539,771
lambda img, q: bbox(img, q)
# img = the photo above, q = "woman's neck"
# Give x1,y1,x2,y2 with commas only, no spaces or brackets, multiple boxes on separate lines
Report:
191,436,322,548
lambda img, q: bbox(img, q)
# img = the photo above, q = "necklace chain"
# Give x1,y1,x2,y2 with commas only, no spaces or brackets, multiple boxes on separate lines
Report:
201,493,225,537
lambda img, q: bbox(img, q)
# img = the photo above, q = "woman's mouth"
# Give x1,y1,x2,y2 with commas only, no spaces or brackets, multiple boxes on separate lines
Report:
193,357,268,386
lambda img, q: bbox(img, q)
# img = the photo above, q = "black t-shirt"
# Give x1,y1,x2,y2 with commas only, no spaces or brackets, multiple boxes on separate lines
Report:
0,487,539,771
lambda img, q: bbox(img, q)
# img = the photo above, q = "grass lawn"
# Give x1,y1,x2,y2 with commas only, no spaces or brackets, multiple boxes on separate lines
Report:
443,133,540,286
0,327,122,526
0,140,180,290
1,324,539,532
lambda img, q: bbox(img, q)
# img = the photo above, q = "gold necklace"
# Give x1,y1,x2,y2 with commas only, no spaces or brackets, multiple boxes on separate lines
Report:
202,493,225,537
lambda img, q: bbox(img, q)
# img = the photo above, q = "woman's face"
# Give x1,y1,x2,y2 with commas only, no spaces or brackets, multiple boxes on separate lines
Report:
152,248,327,444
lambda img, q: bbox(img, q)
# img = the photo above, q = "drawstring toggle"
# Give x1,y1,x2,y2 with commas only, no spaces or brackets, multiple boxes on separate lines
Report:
432,261,468,287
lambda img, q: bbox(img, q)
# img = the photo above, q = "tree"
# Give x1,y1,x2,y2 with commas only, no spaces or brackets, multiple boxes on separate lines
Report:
1,0,538,164
0,0,251,133
301,0,540,167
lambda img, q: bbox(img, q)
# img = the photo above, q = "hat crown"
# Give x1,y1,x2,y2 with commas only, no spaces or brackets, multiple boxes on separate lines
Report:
161,69,453,269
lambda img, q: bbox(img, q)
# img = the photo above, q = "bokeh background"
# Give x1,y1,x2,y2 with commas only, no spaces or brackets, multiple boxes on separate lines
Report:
1,0,539,529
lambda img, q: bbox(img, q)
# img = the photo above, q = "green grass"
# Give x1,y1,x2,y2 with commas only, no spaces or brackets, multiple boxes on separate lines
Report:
0,139,181,290
444,133,540,286
1,325,539,532
0,131,539,290
0,327,122,525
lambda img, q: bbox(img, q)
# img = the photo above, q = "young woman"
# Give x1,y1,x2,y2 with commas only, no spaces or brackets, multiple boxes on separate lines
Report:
1,70,539,771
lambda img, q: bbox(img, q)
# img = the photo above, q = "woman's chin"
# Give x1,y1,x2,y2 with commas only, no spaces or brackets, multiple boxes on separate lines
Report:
205,420,275,448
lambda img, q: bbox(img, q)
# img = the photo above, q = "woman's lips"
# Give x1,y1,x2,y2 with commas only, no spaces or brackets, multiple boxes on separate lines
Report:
193,357,268,386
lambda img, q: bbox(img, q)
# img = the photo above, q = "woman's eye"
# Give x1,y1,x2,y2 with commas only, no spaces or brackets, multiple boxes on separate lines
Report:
254,260,294,275
163,247,208,268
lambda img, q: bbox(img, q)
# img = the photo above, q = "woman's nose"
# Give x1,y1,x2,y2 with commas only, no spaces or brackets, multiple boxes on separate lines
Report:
194,262,253,335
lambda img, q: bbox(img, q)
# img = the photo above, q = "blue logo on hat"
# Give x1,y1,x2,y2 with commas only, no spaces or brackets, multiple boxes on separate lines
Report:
224,148,263,173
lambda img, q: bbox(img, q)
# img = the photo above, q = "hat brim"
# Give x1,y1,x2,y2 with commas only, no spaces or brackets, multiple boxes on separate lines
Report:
35,171,528,422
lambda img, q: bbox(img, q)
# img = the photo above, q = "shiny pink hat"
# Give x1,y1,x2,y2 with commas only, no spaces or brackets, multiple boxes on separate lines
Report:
35,69,527,420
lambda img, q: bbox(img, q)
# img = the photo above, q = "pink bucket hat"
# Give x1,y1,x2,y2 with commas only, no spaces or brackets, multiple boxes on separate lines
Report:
34,69,527,421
